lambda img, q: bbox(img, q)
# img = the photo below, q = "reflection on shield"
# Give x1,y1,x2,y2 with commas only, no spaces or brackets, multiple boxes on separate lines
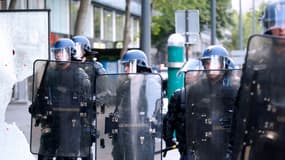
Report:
232,34,285,160
95,73,163,160
184,69,241,160
30,60,95,158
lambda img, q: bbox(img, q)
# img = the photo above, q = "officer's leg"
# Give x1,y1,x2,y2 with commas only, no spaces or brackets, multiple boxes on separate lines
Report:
180,155,187,160
38,131,57,160
143,136,154,160
249,138,282,160
80,144,93,160
55,157,77,160
81,154,92,160
180,152,195,160
38,155,53,160
112,140,123,160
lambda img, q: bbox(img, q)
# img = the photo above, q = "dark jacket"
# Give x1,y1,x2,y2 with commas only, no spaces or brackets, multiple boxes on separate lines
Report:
162,88,186,154
33,62,91,157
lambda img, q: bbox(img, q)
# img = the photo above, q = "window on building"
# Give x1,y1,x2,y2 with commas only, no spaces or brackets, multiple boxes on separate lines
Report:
3,0,27,9
70,0,80,35
70,0,93,37
28,0,45,9
92,5,141,48
94,7,101,39
130,17,140,48
116,13,124,41
103,9,113,41
0,0,7,9
46,0,69,35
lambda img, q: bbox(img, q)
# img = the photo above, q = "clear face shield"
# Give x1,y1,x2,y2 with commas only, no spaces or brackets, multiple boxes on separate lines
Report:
120,59,138,73
176,59,204,77
74,42,84,60
50,48,71,61
263,2,285,33
201,55,224,80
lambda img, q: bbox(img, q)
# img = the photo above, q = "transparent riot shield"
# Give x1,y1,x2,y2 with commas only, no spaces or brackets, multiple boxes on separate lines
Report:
184,68,241,160
232,34,285,160
95,73,163,160
30,60,95,158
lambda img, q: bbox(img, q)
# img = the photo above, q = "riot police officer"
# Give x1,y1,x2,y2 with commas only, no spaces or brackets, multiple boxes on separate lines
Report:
120,49,152,73
109,49,161,160
163,45,240,160
71,36,106,160
29,38,92,160
231,1,285,160
162,59,203,160
72,35,105,75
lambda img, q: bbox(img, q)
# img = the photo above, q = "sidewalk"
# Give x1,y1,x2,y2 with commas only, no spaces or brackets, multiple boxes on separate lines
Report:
5,102,31,141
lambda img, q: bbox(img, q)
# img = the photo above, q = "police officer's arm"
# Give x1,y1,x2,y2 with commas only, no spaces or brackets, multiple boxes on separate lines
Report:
94,61,106,75
77,68,91,94
29,63,48,116
162,89,182,146
229,69,255,159
29,65,53,127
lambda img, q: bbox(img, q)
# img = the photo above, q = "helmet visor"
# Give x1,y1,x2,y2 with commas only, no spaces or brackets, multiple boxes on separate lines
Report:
74,42,84,59
51,48,71,61
177,59,204,77
263,2,285,32
120,59,137,73
201,55,226,81
201,55,224,70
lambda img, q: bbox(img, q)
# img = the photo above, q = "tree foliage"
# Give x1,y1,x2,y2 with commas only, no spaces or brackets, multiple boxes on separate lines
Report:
151,0,233,50
230,2,266,50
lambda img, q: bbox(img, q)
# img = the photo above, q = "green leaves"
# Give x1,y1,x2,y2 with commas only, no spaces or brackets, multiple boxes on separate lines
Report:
151,0,234,48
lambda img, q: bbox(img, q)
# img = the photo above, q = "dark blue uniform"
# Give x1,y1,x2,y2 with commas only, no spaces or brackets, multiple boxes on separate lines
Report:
33,62,91,160
162,88,187,158
163,70,240,160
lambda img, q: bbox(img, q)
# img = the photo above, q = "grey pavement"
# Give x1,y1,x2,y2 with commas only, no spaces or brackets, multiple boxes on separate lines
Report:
5,101,31,141
5,101,37,159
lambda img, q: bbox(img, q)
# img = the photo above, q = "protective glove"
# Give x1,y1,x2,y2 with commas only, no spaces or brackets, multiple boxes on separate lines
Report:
91,127,97,143
28,104,35,115
225,144,233,160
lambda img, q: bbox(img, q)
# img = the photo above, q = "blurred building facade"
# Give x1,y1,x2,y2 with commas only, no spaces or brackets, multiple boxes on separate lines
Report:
0,0,142,103
0,0,141,48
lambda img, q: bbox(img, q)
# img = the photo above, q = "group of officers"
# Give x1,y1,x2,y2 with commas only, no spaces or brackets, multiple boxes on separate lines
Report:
29,35,106,160
29,34,161,160
29,1,285,160
163,1,285,160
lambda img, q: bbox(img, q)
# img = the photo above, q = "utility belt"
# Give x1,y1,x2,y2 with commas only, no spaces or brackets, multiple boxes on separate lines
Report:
51,106,89,117
53,107,80,112
119,123,149,128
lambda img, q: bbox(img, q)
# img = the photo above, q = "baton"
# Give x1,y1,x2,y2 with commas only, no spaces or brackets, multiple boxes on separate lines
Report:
154,145,178,157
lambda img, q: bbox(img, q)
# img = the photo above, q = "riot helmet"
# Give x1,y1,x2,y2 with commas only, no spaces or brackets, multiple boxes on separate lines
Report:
72,35,92,58
177,58,204,77
121,49,151,73
51,38,76,61
261,0,285,34
200,45,235,70
177,58,204,85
